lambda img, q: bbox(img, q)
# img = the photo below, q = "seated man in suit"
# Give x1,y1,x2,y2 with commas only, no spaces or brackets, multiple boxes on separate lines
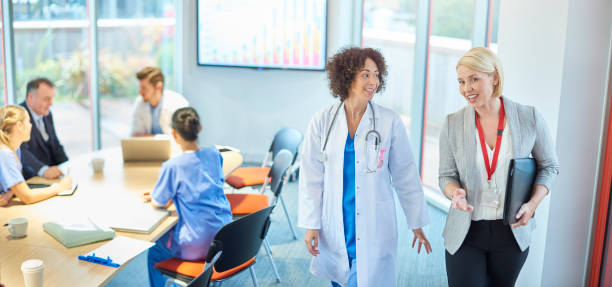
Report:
131,67,189,137
19,78,68,179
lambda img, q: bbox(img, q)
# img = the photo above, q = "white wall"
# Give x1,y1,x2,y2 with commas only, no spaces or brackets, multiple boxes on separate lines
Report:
542,0,612,285
498,0,612,286
180,0,360,161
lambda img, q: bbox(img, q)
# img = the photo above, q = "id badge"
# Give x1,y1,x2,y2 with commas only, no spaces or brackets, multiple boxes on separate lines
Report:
481,190,500,208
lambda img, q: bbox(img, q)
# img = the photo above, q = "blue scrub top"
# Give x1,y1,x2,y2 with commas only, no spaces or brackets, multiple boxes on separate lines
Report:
343,133,357,260
151,147,233,260
0,147,24,194
150,97,163,135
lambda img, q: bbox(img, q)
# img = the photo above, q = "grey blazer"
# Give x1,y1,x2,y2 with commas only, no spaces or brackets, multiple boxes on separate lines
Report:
439,97,559,254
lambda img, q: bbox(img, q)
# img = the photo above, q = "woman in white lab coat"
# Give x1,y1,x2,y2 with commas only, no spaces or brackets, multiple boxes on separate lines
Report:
298,47,432,287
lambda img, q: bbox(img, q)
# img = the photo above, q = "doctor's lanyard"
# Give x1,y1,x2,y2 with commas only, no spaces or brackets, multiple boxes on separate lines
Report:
317,101,382,173
475,98,505,189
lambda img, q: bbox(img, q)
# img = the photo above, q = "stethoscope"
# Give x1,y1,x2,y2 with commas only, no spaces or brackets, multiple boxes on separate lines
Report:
317,101,382,173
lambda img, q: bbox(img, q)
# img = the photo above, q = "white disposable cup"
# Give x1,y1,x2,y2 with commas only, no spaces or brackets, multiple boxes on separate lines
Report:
21,259,44,287
90,158,105,173
8,217,28,238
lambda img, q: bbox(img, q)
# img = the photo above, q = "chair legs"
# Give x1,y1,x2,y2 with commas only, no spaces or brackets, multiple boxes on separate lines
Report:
279,193,298,240
248,266,260,287
263,238,281,282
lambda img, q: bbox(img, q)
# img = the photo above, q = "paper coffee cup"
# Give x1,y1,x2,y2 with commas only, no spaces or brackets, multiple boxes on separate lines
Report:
8,217,28,238
21,259,44,287
90,158,104,173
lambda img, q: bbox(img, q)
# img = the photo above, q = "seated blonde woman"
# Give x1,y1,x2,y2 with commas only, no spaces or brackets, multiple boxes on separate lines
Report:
0,105,72,206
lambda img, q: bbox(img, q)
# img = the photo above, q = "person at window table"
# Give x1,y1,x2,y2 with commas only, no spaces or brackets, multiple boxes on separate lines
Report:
298,47,431,287
131,67,189,137
439,47,559,287
0,105,72,207
143,107,232,287
19,78,69,180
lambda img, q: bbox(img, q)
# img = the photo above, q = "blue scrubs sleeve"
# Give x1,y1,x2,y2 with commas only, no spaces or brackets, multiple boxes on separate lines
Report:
343,133,357,260
151,163,176,205
0,149,25,193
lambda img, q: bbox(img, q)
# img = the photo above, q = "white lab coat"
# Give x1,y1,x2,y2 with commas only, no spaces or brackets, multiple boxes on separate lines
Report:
131,90,189,135
298,101,430,287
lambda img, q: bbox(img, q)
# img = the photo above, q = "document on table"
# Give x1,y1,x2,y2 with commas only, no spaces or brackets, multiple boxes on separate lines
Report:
82,236,154,265
91,201,170,234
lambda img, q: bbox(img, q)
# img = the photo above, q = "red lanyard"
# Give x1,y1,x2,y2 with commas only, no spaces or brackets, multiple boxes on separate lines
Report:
475,99,505,182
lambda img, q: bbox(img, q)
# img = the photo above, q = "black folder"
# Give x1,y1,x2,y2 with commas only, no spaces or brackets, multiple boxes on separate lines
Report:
503,158,537,225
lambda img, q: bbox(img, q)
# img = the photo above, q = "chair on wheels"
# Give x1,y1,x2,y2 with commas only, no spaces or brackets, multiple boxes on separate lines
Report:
155,205,277,287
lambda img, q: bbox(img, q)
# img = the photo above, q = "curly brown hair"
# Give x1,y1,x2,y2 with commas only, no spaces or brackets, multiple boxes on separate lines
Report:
325,47,387,101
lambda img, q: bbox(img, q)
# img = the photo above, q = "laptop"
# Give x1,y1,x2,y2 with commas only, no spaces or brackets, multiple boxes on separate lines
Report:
121,137,171,162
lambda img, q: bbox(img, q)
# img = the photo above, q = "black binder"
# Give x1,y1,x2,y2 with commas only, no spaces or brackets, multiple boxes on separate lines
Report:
503,158,537,225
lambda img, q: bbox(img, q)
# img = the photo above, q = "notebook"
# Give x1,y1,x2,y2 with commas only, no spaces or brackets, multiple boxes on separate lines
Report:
43,218,115,248
503,158,537,225
28,183,78,196
92,204,170,234
121,137,171,162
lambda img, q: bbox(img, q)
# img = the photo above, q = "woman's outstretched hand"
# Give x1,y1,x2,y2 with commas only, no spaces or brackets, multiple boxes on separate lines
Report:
451,188,474,212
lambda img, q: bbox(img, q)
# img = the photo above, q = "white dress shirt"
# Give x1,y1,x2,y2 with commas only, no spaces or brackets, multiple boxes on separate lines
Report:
472,122,514,220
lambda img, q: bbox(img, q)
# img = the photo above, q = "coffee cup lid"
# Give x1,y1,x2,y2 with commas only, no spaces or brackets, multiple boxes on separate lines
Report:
21,259,44,272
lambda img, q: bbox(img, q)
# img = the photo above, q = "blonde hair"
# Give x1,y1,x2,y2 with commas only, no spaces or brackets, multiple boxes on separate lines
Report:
0,105,27,146
456,47,504,98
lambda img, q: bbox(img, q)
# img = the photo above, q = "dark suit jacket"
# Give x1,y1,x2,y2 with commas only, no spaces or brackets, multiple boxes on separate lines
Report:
19,101,68,179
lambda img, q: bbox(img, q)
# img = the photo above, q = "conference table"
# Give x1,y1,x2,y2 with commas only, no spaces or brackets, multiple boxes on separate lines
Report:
0,146,243,287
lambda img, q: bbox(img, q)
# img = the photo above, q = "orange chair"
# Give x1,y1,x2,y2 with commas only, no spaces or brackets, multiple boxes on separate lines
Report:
226,128,302,241
225,127,302,191
225,149,294,282
156,206,276,287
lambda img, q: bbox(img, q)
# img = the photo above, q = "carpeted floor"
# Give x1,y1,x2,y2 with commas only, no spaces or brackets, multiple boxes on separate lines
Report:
105,180,449,287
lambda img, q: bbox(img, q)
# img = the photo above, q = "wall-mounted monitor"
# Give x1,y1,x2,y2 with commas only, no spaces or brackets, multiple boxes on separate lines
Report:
197,0,328,70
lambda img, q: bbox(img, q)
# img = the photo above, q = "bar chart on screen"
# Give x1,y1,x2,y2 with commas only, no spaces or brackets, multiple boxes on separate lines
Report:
197,0,327,70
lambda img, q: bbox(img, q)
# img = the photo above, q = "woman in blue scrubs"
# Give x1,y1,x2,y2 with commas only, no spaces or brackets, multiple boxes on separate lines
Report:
144,107,233,287
0,105,72,206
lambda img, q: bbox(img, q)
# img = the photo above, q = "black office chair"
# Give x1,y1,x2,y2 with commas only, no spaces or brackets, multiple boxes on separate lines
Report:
225,149,294,282
155,205,276,287
186,249,222,287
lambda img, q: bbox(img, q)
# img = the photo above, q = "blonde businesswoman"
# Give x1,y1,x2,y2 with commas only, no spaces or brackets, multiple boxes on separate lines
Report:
439,47,559,287
298,47,431,287
0,105,72,206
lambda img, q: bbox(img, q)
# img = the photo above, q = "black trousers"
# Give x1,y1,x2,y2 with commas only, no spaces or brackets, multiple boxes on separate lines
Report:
445,220,529,287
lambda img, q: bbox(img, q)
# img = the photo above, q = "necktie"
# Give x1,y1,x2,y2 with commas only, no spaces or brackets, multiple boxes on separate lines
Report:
37,117,49,142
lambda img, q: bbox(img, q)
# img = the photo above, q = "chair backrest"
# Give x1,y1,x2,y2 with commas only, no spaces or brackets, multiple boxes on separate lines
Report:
211,205,275,273
268,149,293,198
187,250,222,287
269,128,303,163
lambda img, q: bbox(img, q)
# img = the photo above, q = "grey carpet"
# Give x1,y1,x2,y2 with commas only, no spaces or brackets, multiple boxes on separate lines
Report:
106,180,448,287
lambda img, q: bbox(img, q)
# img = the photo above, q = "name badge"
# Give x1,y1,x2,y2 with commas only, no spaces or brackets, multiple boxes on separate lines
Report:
481,191,500,208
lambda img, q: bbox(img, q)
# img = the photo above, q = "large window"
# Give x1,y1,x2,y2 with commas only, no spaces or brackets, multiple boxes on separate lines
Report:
12,0,92,156
362,0,417,135
6,1,177,155
420,0,502,192
98,0,176,149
